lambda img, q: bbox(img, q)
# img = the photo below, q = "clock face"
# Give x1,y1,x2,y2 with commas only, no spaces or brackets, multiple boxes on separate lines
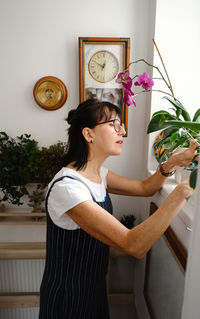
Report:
33,76,67,110
88,50,119,83
36,81,63,107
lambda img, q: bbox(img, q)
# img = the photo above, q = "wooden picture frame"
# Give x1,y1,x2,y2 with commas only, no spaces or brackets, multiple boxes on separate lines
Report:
79,37,130,133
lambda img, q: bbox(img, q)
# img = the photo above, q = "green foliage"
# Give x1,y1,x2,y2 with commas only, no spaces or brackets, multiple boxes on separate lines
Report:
34,141,67,185
0,132,40,205
193,109,200,122
0,132,67,205
120,214,136,229
162,96,191,121
123,41,200,189
148,97,200,190
189,167,198,189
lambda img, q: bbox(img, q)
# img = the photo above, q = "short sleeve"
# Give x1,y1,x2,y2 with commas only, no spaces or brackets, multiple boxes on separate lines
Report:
47,178,93,230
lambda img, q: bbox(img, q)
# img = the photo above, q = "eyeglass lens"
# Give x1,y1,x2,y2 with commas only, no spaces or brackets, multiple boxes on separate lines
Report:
114,120,125,132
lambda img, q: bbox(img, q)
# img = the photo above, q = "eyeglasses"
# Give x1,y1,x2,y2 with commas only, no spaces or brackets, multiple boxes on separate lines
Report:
96,119,125,133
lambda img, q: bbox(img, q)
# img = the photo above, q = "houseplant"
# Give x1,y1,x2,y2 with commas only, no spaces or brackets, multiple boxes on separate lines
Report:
0,132,67,206
116,39,200,189
0,132,40,205
120,214,136,229
33,141,67,186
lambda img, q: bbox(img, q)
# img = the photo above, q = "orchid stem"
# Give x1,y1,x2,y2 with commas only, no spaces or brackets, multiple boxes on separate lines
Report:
128,59,171,94
152,39,175,98
134,89,175,99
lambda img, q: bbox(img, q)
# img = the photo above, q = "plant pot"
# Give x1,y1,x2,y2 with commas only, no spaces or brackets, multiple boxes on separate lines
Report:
27,184,46,213
175,167,190,184
173,147,190,184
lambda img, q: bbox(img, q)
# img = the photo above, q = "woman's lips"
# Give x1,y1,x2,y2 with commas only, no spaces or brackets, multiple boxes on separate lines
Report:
116,140,123,144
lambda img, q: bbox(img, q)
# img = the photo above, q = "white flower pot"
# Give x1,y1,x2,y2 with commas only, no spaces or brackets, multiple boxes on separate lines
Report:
175,167,190,184
174,147,191,184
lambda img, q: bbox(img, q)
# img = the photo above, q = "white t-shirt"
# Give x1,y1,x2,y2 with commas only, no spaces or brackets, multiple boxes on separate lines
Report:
47,166,109,230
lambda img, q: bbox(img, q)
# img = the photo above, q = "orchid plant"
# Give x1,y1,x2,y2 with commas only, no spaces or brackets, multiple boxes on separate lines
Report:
116,39,200,189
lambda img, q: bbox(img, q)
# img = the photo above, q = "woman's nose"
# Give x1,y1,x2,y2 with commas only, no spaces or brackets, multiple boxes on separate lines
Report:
118,125,126,136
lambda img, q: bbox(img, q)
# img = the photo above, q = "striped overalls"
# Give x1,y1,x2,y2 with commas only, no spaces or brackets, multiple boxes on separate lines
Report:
39,176,113,319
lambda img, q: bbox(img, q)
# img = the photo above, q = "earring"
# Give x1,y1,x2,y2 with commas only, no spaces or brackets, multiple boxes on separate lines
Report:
90,139,93,143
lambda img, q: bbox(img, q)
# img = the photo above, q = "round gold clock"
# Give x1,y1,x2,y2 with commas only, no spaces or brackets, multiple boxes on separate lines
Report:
88,50,119,83
33,76,68,110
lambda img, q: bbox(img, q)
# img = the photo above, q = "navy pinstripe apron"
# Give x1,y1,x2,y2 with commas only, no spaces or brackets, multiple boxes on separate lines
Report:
39,176,113,319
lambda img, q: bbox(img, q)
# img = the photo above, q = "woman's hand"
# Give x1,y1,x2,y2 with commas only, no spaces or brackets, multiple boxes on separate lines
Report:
175,178,194,199
173,139,199,167
163,139,199,172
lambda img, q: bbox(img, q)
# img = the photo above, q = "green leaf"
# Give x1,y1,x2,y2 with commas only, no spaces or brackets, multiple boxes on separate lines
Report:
170,132,179,143
162,143,173,150
152,110,176,118
192,154,200,162
176,109,182,118
158,115,167,126
173,137,188,149
147,114,178,134
192,108,200,122
163,96,191,121
164,120,200,131
189,167,198,189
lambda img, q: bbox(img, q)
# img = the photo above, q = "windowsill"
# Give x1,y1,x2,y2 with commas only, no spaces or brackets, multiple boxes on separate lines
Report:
148,170,196,251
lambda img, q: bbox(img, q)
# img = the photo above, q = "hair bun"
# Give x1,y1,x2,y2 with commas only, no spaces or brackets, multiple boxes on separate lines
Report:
66,109,76,125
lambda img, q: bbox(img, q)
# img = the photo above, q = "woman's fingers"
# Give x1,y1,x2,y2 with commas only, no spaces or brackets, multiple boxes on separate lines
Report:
189,139,200,150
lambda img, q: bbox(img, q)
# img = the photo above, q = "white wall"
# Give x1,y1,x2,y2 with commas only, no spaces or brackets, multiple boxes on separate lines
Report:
147,1,200,318
182,167,200,318
0,0,156,219
148,0,200,170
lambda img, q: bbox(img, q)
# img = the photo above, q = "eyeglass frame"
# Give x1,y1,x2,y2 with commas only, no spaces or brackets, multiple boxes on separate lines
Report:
95,119,125,133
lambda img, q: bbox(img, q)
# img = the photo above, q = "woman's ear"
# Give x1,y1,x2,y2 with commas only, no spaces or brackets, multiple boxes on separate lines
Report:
82,127,94,143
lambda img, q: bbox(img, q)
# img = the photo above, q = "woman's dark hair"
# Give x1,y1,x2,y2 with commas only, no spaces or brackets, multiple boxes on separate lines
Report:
64,99,121,170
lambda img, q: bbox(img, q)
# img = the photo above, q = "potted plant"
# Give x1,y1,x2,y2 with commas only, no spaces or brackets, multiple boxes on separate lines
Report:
120,214,136,229
0,132,40,206
33,141,67,186
116,39,200,189
0,132,67,207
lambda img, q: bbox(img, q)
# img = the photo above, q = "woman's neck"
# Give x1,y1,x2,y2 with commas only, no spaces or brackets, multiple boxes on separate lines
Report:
67,159,104,184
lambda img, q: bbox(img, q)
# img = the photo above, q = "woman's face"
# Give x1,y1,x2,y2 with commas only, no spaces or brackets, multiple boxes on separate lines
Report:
90,111,126,158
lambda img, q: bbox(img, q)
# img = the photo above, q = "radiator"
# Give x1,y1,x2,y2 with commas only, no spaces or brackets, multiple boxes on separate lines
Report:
0,308,39,319
0,259,45,319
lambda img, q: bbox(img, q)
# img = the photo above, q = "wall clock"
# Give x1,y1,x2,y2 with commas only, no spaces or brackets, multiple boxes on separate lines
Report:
79,37,130,133
33,76,68,111
88,50,119,83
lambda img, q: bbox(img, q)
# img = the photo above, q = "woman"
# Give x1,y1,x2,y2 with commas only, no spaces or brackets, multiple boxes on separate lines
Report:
39,99,197,319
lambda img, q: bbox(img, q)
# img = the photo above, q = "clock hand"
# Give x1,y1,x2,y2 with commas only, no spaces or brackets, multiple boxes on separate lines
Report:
102,62,106,69
94,60,104,69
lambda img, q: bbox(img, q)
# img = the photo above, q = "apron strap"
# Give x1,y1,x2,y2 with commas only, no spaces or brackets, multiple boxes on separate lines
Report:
45,175,96,213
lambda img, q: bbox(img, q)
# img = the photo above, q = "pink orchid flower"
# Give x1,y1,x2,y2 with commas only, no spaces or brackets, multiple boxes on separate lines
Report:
116,70,131,84
121,80,132,91
123,89,136,107
116,70,132,90
134,72,154,90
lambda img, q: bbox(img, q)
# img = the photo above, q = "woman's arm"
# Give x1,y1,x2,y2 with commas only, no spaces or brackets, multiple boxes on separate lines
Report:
107,140,198,197
106,169,167,197
67,180,193,259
